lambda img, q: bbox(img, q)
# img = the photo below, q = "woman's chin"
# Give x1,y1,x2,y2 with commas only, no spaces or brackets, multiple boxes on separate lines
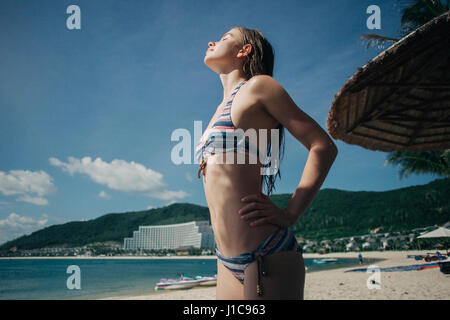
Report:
203,59,216,70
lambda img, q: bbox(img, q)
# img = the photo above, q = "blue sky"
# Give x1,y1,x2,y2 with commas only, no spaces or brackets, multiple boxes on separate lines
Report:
0,0,441,245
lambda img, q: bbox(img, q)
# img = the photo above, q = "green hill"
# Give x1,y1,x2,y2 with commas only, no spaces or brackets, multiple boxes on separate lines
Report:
1,178,449,250
285,177,450,240
0,203,209,250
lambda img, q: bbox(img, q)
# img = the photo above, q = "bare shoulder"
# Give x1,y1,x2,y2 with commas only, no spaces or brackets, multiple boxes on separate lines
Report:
246,75,337,151
245,75,291,110
246,75,284,98
247,74,279,85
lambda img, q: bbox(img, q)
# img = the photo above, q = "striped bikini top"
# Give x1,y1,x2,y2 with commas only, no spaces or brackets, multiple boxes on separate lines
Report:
195,81,272,168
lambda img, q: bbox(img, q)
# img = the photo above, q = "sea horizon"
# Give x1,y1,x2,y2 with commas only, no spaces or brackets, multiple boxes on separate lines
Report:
0,256,370,300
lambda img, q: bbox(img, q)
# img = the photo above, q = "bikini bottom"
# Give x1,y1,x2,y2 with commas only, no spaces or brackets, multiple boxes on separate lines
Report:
215,227,303,296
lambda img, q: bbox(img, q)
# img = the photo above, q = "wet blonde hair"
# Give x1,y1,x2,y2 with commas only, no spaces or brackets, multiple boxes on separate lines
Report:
233,26,285,196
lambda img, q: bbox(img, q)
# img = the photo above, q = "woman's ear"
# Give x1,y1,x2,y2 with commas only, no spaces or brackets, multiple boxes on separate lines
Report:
243,43,252,55
238,44,252,59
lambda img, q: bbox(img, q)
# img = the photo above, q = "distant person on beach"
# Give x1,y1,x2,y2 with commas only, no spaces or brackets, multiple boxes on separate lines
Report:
358,253,363,265
196,26,338,300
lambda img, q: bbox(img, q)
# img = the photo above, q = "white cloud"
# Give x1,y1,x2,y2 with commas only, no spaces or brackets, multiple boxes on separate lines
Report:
15,195,49,206
0,213,48,245
49,156,188,201
185,172,193,182
98,190,111,199
146,205,156,210
165,200,177,206
0,170,56,206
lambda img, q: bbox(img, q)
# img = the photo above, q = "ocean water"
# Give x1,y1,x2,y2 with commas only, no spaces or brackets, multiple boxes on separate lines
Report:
0,257,363,300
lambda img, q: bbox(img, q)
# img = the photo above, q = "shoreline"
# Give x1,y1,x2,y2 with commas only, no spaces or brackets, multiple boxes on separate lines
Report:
99,250,450,300
1,249,443,260
0,255,217,260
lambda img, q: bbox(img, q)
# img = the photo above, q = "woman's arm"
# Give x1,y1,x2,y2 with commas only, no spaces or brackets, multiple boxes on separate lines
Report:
243,75,338,225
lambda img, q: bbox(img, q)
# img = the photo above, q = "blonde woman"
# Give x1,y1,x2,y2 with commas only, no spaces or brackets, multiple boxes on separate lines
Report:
196,26,338,299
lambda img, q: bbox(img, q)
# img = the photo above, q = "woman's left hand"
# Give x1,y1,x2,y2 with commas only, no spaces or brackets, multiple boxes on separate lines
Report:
239,192,296,228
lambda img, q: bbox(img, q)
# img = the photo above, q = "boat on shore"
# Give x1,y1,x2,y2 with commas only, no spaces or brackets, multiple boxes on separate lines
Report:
154,275,200,291
154,274,217,291
195,275,217,286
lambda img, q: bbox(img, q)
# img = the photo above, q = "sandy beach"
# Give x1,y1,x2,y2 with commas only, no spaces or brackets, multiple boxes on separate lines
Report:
101,251,450,300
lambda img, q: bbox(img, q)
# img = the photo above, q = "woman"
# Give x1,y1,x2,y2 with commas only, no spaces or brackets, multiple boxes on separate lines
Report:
196,26,338,300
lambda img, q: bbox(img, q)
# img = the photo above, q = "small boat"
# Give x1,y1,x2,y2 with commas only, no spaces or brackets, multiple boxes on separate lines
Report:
313,258,338,264
312,259,327,264
195,274,217,286
154,275,201,291
418,264,439,271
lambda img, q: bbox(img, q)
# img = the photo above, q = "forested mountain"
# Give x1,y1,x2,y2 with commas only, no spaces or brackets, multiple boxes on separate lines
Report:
1,178,448,250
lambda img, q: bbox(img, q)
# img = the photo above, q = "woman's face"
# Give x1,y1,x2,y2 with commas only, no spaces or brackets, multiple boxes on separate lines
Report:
204,28,244,71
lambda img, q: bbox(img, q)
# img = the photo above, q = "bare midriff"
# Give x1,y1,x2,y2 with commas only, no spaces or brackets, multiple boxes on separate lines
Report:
202,151,279,258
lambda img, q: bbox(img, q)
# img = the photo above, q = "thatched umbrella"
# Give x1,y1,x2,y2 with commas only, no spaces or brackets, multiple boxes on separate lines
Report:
326,10,450,152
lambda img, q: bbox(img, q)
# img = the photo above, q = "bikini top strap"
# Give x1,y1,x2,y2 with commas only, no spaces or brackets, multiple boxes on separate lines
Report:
226,81,247,107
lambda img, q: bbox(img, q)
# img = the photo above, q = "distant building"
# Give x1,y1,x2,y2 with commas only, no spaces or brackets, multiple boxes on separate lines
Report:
123,221,215,250
302,241,317,252
320,240,331,247
346,241,360,251
362,241,377,250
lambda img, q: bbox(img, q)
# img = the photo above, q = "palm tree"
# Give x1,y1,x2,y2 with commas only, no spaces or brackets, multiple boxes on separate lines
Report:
362,1,450,179
399,0,450,34
361,0,450,50
384,149,450,179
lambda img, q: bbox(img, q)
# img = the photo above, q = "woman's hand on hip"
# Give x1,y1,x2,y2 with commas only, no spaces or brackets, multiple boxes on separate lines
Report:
239,192,296,228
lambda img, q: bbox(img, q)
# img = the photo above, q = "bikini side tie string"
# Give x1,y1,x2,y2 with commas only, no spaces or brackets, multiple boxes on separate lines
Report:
197,159,207,178
254,251,267,296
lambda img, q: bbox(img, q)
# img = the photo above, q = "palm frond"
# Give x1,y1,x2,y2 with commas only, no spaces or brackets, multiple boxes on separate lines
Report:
360,34,400,50
362,1,447,51
397,0,449,36
385,149,450,180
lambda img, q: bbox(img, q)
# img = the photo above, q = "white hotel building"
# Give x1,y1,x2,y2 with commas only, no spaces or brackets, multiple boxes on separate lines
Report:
123,221,216,250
